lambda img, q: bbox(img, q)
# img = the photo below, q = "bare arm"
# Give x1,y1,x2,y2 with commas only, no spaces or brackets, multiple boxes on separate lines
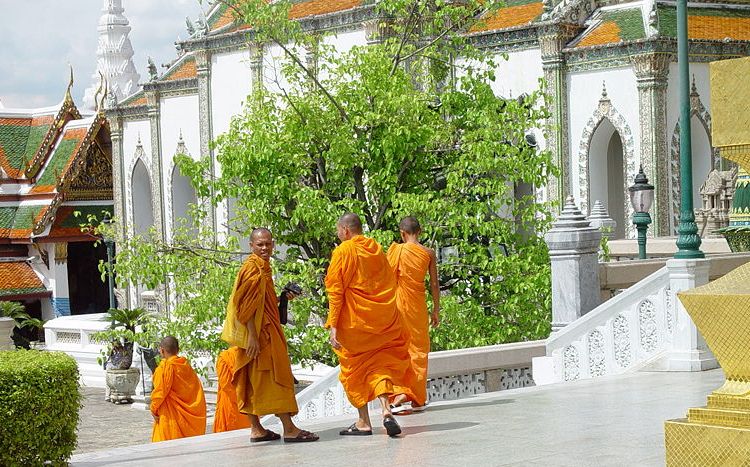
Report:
428,249,440,328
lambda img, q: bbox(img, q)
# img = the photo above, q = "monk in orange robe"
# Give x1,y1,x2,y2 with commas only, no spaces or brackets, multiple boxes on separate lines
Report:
325,213,419,437
387,216,440,413
213,347,252,433
221,228,318,443
150,336,207,442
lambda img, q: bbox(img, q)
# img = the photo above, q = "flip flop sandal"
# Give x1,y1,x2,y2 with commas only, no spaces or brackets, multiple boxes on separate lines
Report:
339,423,373,436
284,430,320,443
390,403,410,415
383,416,402,437
250,429,281,443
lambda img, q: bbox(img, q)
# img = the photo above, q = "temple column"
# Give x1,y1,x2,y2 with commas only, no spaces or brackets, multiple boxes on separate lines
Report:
145,88,165,241
195,48,217,236
106,113,131,309
539,24,580,209
632,52,672,236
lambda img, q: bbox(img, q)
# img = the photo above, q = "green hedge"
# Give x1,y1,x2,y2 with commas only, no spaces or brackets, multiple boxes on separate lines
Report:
0,350,82,466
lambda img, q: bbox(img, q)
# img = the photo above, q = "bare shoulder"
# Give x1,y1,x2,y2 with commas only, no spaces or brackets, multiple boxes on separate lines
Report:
417,243,436,260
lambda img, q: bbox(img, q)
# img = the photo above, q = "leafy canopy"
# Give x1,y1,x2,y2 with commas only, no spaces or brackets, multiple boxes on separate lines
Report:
112,0,557,366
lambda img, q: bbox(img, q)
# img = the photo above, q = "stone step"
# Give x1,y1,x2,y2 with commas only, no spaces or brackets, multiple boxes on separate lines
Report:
688,406,750,429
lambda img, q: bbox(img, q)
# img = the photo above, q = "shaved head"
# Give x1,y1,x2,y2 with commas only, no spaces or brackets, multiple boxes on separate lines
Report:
338,213,363,234
251,227,272,241
160,336,179,355
250,227,274,261
399,216,421,234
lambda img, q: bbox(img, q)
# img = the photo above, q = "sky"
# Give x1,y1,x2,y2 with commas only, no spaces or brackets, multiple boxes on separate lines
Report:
0,0,206,108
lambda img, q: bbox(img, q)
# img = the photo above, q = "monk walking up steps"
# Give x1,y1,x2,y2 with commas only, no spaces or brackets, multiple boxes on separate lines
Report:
221,228,319,443
387,216,440,414
213,347,252,433
150,336,207,442
325,213,419,437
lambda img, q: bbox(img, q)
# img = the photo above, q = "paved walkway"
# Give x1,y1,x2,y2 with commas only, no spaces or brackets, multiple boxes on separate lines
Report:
71,369,724,466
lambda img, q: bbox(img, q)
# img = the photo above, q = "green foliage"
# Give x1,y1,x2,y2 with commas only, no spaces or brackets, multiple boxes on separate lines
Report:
117,0,557,364
0,301,45,349
0,350,82,466
599,228,612,263
92,308,154,368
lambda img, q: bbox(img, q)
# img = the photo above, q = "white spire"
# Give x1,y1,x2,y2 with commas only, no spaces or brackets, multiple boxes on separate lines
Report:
83,0,141,110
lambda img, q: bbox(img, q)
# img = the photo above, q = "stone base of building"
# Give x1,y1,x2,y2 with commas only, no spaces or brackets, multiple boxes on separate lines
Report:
665,415,750,465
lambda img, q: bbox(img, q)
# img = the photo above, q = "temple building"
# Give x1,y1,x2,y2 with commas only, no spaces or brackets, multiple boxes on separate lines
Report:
102,0,750,308
0,78,114,321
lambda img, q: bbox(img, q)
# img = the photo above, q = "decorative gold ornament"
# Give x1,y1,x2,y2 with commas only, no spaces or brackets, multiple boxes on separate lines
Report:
665,262,750,465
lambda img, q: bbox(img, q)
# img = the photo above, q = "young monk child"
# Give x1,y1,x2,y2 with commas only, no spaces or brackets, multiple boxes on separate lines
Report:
387,216,440,413
214,346,251,433
150,336,207,442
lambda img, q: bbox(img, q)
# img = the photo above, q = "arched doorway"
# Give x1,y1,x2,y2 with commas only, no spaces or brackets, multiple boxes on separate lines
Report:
691,116,713,209
588,119,626,239
171,165,198,233
131,160,154,235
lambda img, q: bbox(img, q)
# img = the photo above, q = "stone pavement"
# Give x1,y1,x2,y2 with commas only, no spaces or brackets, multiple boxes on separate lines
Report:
76,387,215,454
71,369,724,466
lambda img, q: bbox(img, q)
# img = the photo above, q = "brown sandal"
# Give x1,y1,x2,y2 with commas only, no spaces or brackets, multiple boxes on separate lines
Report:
250,429,281,442
284,430,320,443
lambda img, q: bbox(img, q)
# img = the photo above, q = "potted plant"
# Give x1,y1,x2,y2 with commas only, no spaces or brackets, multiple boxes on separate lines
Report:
0,301,43,350
93,308,152,404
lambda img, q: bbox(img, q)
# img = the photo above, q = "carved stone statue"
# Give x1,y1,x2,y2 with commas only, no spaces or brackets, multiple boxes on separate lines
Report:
695,167,737,237
147,57,158,81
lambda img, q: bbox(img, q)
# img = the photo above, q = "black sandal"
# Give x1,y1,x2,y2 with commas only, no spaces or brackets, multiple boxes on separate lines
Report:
383,415,402,437
339,423,373,436
250,429,281,443
284,430,319,443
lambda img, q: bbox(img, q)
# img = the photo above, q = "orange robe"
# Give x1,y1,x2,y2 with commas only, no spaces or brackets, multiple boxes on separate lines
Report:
325,235,418,408
214,347,252,433
150,355,207,442
387,242,431,406
221,254,298,416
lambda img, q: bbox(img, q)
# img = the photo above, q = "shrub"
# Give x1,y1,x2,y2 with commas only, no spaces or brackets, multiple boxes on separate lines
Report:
0,350,82,466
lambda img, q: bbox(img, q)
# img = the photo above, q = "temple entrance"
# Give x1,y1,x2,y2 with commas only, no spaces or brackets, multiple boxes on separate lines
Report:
67,242,111,315
588,119,626,239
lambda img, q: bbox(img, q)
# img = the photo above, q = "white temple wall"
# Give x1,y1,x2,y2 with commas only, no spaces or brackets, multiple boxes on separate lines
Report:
159,94,200,239
210,49,254,138
318,29,368,83
211,49,254,239
122,120,152,182
568,66,640,216
489,48,544,99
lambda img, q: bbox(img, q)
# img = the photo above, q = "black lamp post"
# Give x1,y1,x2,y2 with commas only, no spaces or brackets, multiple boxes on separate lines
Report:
101,214,116,310
629,166,655,260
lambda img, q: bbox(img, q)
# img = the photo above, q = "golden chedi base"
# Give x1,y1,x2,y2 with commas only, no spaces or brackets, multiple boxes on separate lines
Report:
665,262,750,466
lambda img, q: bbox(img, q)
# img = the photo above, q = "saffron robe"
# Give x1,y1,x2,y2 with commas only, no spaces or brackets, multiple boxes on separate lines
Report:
213,347,252,433
325,235,418,408
151,355,207,442
386,242,431,406
221,254,298,416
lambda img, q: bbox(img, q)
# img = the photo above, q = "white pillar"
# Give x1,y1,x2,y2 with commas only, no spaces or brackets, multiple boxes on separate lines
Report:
665,258,718,371
545,196,602,331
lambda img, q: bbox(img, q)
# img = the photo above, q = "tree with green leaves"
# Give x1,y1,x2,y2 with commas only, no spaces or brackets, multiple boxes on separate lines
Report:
112,0,557,367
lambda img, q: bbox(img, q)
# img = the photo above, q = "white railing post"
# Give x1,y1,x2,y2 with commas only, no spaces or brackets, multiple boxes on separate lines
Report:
664,259,718,371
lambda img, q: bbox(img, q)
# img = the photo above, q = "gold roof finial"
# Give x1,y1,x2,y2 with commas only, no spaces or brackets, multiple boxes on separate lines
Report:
65,64,74,102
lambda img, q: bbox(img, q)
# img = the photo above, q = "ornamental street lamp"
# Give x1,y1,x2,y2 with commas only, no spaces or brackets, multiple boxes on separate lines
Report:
101,214,116,310
629,166,655,260
674,0,705,259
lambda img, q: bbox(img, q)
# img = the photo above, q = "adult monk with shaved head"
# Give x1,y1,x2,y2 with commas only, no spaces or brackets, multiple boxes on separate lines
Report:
388,216,440,414
221,228,318,443
150,336,206,442
325,213,418,437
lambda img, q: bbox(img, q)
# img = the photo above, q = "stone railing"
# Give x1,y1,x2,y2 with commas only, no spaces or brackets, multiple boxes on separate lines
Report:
44,313,109,387
606,237,730,261
276,341,544,425
599,253,750,300
535,254,750,385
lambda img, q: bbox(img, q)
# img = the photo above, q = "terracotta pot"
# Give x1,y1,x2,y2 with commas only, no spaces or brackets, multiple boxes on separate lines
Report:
0,317,14,351
105,367,141,404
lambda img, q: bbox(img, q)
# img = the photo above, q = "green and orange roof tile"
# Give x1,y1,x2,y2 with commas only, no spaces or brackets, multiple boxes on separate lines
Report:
0,261,47,298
